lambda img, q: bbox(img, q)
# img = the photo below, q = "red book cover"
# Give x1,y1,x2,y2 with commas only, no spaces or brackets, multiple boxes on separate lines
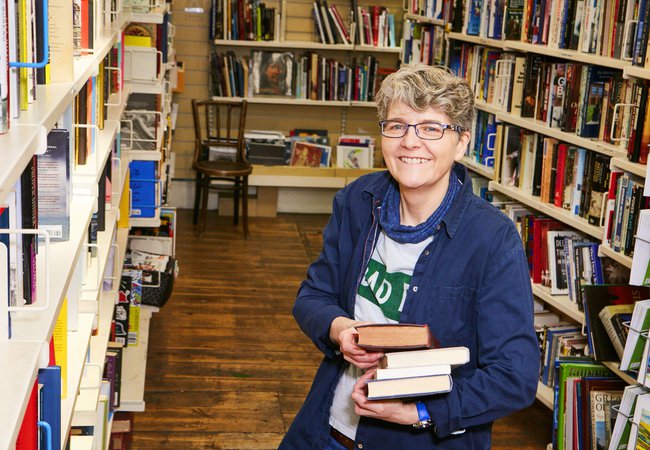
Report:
553,143,567,207
603,169,622,243
329,4,350,44
81,0,89,50
371,6,380,46
15,380,38,450
531,217,562,284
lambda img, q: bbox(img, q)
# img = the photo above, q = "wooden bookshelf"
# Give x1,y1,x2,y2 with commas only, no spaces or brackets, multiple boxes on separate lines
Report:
214,39,401,53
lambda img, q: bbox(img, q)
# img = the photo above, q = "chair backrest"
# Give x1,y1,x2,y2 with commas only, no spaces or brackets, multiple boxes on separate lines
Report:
191,98,248,165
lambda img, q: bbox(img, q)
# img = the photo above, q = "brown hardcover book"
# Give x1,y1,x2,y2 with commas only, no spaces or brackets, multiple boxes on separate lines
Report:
355,323,437,351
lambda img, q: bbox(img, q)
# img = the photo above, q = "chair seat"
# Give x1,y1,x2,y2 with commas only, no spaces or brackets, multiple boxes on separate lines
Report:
195,160,253,177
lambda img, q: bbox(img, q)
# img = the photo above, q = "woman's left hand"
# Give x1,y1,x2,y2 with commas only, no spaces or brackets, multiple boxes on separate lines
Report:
351,369,420,425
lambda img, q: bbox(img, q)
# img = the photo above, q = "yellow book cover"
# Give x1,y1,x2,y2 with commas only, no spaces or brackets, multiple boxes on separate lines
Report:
52,296,68,398
18,0,28,110
124,35,152,47
128,304,140,346
117,169,130,228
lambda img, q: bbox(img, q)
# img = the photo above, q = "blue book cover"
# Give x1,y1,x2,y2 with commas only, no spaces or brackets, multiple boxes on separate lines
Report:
466,0,481,35
38,365,62,450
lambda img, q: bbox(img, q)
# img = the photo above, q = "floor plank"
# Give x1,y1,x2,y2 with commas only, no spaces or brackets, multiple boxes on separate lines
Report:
131,210,552,449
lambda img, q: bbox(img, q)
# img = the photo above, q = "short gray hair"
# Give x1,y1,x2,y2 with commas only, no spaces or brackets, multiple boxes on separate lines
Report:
375,64,475,132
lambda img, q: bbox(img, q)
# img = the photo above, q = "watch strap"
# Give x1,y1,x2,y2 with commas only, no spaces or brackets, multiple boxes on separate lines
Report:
413,401,434,429
415,401,430,422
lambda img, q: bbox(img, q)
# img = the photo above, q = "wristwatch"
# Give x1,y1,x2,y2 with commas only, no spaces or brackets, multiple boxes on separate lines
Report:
413,401,434,429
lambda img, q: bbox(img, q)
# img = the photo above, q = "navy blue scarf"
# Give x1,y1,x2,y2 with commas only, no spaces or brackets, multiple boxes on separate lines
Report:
379,171,461,244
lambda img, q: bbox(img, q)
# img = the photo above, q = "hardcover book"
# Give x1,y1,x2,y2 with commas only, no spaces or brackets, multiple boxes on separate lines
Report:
38,365,62,450
355,323,437,351
366,373,452,400
378,346,470,369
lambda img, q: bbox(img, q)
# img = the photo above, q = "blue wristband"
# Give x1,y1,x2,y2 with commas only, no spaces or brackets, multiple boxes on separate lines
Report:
415,401,430,421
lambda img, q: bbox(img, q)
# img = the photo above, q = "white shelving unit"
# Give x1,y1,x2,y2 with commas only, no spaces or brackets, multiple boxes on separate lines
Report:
118,305,159,412
0,0,169,446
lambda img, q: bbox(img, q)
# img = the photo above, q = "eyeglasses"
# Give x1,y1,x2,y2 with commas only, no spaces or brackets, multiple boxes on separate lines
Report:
379,120,466,140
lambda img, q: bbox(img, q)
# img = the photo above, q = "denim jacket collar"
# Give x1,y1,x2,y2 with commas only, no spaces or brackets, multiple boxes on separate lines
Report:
361,164,473,240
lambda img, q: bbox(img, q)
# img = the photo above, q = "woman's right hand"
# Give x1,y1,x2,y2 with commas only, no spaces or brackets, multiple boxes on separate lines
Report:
329,317,384,369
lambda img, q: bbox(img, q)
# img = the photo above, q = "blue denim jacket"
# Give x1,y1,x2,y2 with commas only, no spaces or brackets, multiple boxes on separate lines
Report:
279,165,540,450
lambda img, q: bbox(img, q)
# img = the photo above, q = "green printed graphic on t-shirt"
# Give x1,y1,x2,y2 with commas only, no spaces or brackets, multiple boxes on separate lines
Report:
357,258,410,321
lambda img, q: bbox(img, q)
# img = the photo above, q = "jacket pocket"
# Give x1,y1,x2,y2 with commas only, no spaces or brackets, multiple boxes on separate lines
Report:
426,285,477,344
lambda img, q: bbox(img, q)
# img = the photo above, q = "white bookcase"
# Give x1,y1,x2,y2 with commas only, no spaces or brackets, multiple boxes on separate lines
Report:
0,1,172,448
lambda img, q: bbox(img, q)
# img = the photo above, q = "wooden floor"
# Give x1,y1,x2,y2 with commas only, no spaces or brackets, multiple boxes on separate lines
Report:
131,210,552,449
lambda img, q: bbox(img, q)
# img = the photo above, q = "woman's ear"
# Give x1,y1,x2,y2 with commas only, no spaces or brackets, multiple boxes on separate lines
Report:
453,131,470,162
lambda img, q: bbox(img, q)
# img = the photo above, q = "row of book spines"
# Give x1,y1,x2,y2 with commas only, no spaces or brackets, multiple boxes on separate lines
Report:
451,45,646,151
16,346,124,448
217,0,277,41
603,170,649,257
517,215,603,294
494,122,612,224
210,50,391,102
456,0,650,65
3,29,123,138
405,0,445,18
402,21,446,66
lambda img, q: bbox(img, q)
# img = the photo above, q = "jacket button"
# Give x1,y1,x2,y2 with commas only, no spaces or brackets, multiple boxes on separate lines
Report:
423,250,430,256
357,444,363,449
413,286,418,292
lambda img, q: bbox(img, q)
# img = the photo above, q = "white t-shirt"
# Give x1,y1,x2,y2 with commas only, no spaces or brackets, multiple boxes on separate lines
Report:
329,231,433,439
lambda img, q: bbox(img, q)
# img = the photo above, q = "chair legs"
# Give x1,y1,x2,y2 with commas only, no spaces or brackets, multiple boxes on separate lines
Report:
199,175,211,237
195,174,249,239
233,178,240,226
193,173,203,226
242,176,249,239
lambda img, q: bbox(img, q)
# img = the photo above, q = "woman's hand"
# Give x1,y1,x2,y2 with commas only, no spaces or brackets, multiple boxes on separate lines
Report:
329,317,384,369
351,369,420,425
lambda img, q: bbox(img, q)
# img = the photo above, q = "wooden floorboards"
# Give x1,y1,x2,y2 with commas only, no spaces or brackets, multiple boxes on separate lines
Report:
131,210,552,449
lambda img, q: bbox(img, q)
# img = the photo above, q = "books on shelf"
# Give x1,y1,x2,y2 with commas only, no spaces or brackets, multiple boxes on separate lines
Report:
583,284,650,361
355,323,436,351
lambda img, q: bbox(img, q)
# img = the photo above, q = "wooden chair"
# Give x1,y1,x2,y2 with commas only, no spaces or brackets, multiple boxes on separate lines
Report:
191,98,252,238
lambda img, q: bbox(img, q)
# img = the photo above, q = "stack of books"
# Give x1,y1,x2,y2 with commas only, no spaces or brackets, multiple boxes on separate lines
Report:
354,324,470,400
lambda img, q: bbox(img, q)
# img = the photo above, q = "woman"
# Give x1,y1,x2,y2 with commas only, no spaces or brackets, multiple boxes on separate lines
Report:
279,64,540,449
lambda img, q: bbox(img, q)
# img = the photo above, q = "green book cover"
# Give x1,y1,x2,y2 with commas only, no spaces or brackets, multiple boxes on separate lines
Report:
554,361,612,449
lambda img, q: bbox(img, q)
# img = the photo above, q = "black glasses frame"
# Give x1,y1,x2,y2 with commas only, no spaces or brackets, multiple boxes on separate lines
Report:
378,120,466,140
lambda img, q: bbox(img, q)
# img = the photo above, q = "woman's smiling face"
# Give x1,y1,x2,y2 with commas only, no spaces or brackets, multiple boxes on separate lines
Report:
381,101,469,198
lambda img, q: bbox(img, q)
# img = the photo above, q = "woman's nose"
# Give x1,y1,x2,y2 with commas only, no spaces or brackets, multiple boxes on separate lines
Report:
401,125,421,147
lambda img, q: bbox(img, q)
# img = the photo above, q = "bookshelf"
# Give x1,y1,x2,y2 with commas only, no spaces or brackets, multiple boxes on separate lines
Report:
0,0,173,448
180,0,402,205
441,0,650,448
